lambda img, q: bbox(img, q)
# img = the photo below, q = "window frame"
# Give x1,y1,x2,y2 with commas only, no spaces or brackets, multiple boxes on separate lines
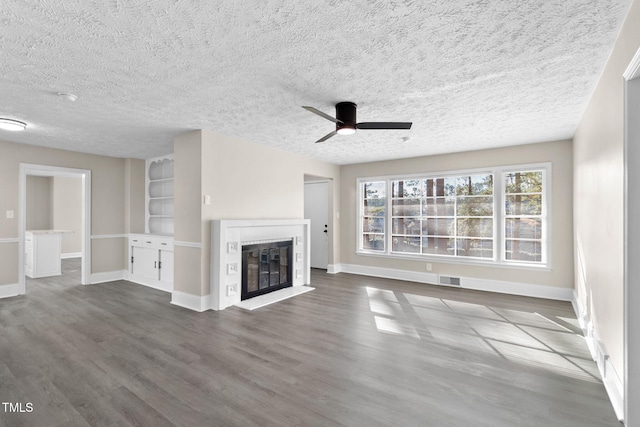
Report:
356,163,551,270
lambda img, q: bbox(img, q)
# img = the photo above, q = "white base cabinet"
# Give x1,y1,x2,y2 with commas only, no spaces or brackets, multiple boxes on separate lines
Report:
25,231,70,279
129,235,173,292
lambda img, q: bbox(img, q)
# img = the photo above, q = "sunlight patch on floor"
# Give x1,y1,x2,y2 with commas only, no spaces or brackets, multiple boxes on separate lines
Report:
373,316,420,339
489,339,600,383
363,285,602,384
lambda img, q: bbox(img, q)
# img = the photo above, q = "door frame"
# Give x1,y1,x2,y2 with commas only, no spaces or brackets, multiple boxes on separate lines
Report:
19,163,92,292
623,47,640,426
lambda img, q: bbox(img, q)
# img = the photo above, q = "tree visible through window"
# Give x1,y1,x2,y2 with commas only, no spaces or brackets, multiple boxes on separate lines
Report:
504,171,543,262
358,165,548,266
390,174,493,259
362,181,386,251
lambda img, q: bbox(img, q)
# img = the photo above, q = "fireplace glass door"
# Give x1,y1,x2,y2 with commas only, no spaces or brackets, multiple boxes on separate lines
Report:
242,240,292,300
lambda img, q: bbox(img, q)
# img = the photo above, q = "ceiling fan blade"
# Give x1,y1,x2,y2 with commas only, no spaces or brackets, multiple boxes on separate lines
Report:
315,130,337,143
356,122,413,130
302,106,343,124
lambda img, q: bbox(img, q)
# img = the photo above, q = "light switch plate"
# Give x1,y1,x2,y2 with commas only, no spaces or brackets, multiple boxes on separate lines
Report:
6,210,14,219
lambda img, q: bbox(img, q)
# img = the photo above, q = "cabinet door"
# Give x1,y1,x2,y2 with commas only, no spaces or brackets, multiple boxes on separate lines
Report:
34,234,62,277
159,250,174,283
132,246,159,280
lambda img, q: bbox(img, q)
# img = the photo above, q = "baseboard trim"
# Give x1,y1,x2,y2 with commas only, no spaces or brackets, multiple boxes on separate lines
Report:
339,263,438,285
126,273,172,293
61,252,82,259
90,270,126,284
327,264,341,274
462,276,573,301
336,263,572,301
571,291,624,421
171,291,211,312
0,283,21,299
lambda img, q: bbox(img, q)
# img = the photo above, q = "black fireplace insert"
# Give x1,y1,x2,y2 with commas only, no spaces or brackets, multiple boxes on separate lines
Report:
241,240,293,300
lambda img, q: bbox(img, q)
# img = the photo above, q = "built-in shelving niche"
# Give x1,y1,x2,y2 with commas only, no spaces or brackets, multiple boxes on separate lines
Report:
146,155,174,235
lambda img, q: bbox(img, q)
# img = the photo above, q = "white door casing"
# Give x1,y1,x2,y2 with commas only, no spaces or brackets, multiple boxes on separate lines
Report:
624,47,640,427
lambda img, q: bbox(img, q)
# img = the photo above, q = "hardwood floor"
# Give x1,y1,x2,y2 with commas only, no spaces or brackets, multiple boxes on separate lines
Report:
0,260,620,426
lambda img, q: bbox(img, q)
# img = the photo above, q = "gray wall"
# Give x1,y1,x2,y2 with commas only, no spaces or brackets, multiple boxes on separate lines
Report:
173,130,341,297
340,140,574,289
0,139,133,285
52,176,83,255
26,176,52,230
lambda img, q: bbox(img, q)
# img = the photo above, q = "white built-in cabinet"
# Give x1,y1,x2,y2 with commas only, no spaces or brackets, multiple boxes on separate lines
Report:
128,235,173,292
128,154,174,292
25,230,70,278
146,154,174,235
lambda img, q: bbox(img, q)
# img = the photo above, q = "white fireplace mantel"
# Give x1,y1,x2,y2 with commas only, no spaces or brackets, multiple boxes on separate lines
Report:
210,219,311,310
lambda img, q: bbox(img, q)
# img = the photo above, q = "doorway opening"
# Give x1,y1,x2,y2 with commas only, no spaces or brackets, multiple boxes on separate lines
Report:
18,164,92,294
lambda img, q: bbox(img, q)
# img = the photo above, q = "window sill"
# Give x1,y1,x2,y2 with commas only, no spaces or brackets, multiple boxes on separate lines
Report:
355,250,552,272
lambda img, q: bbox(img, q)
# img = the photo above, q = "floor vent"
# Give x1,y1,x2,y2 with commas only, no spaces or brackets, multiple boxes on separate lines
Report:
439,275,461,286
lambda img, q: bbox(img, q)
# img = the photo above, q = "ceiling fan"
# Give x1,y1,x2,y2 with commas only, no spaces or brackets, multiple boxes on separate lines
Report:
302,102,412,143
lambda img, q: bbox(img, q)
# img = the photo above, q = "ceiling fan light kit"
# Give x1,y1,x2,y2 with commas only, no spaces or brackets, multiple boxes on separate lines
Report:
302,102,412,143
336,127,356,135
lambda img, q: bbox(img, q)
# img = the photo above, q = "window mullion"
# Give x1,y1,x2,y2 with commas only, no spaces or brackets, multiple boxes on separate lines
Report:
497,172,504,263
453,194,458,257
386,179,392,255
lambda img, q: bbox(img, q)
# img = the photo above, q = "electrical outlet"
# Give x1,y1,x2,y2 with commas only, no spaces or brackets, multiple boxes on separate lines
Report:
426,263,432,271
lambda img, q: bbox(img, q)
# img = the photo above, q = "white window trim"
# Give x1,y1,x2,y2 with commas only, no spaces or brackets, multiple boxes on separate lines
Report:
356,162,552,270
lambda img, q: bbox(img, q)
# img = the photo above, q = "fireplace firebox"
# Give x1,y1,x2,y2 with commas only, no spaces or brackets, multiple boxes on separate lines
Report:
241,240,293,300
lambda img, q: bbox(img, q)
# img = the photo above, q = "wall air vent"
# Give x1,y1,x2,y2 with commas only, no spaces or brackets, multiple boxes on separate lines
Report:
439,275,461,286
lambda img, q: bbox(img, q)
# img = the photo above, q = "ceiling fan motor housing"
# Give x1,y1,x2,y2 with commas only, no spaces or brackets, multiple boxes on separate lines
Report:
336,102,357,130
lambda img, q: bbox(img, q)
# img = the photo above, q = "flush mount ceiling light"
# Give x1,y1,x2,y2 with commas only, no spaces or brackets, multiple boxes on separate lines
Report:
57,92,77,102
0,118,27,131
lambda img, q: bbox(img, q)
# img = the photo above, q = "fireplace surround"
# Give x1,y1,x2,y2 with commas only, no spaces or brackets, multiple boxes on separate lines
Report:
211,219,310,310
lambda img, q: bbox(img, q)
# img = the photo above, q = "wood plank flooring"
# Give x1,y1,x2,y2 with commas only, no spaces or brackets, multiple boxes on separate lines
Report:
0,260,621,426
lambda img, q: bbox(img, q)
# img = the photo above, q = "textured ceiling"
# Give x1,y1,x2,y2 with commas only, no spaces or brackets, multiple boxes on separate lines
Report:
0,0,632,165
